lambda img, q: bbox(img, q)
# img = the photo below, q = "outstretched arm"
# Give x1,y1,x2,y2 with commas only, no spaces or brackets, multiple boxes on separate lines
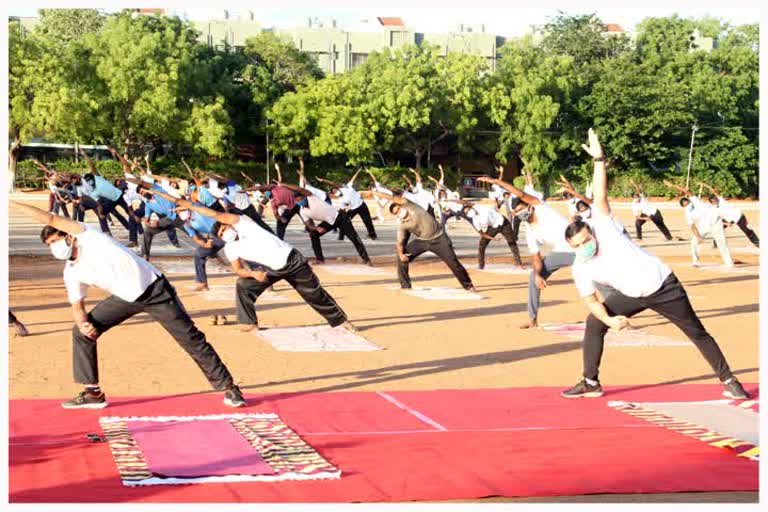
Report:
107,146,131,173
278,182,312,197
403,175,414,189
699,182,719,196
558,175,592,205
79,148,99,175
663,180,694,197
629,178,642,195
348,168,363,186
316,177,343,189
12,201,85,235
438,164,445,183
477,176,542,206
274,163,283,183
580,128,609,216
240,171,255,185
408,167,422,183
371,190,406,205
176,198,241,225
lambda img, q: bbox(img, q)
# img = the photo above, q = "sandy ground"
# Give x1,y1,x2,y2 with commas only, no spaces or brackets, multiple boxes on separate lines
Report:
7,196,759,503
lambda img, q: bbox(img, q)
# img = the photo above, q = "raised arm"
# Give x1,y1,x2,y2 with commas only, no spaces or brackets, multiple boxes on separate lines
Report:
558,175,592,205
371,190,406,205
278,182,312,197
663,180,693,197
403,175,414,189
176,199,241,225
316,177,343,189
79,148,99,175
580,128,609,216
477,175,542,206
12,201,85,234
438,164,445,183
107,146,132,173
240,171,255,185
699,181,719,196
274,163,283,183
348,168,363,186
408,167,422,183
629,178,642,195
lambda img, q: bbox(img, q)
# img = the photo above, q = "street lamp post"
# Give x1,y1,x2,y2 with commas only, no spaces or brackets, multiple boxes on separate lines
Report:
685,122,699,190
265,116,270,183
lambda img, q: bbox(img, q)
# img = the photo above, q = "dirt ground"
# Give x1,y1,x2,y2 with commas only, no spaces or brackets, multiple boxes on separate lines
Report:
7,199,759,503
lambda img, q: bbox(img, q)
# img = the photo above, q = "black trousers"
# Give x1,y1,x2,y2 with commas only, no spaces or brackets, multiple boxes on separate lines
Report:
440,210,462,227
511,215,522,242
9,310,19,324
233,204,274,234
194,238,225,284
339,203,377,240
236,249,347,327
310,211,371,263
134,203,179,247
478,218,522,268
398,232,473,290
635,211,673,241
76,196,100,223
725,215,759,247
72,276,234,390
582,273,734,383
276,204,301,240
141,216,181,259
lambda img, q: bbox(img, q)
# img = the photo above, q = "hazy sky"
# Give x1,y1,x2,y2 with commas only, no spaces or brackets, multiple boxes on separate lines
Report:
8,2,760,38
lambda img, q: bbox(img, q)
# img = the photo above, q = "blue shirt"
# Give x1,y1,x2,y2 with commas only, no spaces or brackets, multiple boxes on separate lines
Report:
92,175,123,202
198,186,217,207
145,184,177,220
183,205,217,237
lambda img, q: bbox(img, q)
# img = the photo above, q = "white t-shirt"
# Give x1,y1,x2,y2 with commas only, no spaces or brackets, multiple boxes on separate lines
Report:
524,184,544,201
631,195,658,217
440,201,464,214
304,183,328,202
685,197,720,232
489,184,506,201
525,203,574,255
466,204,505,232
403,190,432,211
716,196,742,224
224,216,294,271
63,225,161,304
339,183,363,210
300,195,339,225
572,211,672,298
566,197,580,218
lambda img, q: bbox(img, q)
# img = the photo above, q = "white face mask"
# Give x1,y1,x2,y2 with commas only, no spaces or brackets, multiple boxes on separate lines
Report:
579,209,592,219
50,238,73,260
178,210,191,222
221,228,237,243
397,208,409,221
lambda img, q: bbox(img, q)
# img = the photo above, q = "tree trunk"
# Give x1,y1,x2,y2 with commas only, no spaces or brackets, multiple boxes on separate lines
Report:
414,147,424,170
9,136,22,193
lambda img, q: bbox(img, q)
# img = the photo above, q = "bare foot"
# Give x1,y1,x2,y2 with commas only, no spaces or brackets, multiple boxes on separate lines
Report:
466,286,478,293
216,315,228,325
341,321,358,333
193,282,209,292
239,324,258,333
520,319,538,329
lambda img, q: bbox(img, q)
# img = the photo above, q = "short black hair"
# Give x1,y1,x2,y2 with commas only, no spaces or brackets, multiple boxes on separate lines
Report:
708,194,718,202
632,192,640,199
40,225,67,243
564,220,592,241
211,221,224,237
83,173,95,182
679,197,690,207
388,203,400,215
508,197,522,209
576,200,590,211
563,191,572,199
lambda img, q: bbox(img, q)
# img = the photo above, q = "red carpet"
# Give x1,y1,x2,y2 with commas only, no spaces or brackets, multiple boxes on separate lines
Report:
9,384,759,502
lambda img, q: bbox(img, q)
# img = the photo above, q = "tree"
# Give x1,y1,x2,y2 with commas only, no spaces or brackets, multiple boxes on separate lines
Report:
541,12,631,66
35,8,105,54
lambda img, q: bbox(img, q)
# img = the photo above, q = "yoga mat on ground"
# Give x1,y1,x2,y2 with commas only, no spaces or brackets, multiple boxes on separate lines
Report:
9,384,758,502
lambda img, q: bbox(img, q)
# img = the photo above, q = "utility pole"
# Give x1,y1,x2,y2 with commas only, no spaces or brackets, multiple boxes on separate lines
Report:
685,122,698,190
265,116,270,183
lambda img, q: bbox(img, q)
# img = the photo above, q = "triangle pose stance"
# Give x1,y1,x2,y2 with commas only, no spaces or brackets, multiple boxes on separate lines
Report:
559,129,749,400
12,200,247,409
178,199,358,334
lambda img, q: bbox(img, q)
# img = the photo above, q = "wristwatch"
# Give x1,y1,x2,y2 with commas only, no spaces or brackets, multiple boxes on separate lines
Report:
593,156,605,162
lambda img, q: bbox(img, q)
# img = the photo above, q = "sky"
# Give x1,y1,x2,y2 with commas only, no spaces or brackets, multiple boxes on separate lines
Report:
7,1,760,38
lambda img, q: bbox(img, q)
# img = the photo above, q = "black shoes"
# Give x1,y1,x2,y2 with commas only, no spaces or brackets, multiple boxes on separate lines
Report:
561,379,604,398
723,378,750,400
224,385,247,408
62,390,108,409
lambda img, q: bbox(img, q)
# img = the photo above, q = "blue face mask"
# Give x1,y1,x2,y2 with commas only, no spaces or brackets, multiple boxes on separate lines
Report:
298,198,309,208
576,238,598,261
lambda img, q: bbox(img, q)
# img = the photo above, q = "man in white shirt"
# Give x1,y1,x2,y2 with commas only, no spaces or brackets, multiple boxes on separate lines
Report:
317,169,378,241
180,200,357,334
560,129,747,400
449,200,524,269
629,179,675,241
700,182,759,247
365,169,393,225
477,176,575,329
665,181,734,266
13,201,246,409
279,183,372,265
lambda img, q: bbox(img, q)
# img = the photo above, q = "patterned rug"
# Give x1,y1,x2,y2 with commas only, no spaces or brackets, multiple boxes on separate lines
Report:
99,413,340,486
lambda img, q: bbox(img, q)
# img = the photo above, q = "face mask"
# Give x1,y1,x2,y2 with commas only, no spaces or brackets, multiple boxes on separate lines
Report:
576,238,598,261
221,228,237,243
397,207,409,220
178,210,191,222
579,209,592,219
50,238,73,260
